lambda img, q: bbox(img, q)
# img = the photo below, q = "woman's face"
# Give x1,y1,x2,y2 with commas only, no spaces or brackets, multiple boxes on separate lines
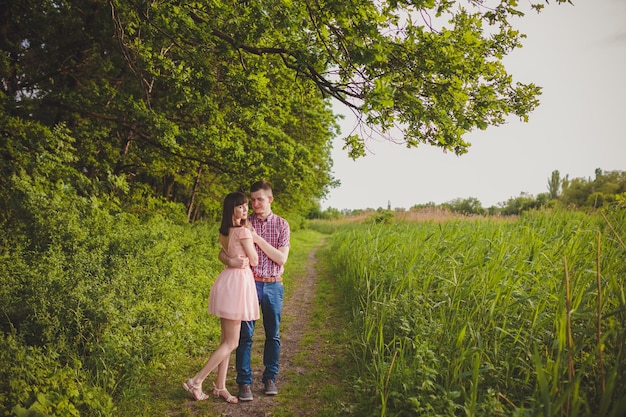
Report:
232,202,249,224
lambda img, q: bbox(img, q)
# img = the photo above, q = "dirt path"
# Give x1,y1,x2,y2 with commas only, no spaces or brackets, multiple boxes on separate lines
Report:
210,243,323,417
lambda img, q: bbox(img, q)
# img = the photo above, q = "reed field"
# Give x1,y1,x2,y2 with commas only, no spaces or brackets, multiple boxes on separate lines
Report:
312,208,626,417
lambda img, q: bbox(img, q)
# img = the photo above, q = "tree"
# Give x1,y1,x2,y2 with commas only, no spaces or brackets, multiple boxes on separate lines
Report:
1,0,571,216
184,0,570,158
444,197,484,215
501,192,541,215
1,0,339,217
560,169,626,209
547,169,561,199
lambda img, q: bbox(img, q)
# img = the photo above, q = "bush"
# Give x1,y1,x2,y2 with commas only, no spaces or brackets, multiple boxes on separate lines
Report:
0,172,224,413
0,333,114,417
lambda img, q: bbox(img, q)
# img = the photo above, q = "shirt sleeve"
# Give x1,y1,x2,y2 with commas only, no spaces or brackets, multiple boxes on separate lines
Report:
277,219,290,248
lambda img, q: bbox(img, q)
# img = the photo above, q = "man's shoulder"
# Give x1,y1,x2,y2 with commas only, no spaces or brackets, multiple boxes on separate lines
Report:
250,212,289,227
266,212,289,225
274,215,290,231
272,213,289,224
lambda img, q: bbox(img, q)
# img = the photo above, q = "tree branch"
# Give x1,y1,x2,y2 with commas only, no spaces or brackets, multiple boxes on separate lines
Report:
188,9,362,110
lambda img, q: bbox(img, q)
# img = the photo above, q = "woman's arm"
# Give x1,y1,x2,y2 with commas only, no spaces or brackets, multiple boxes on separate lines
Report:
241,237,258,267
251,230,289,266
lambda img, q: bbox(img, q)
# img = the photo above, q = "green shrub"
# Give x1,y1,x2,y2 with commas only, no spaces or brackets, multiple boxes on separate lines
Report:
0,333,114,417
0,172,224,412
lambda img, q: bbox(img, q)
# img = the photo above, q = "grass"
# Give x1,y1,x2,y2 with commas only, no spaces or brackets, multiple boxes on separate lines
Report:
313,208,626,416
113,208,626,416
276,236,359,417
132,228,357,416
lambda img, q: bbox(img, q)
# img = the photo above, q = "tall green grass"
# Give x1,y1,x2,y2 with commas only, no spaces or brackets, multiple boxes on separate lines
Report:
314,208,626,416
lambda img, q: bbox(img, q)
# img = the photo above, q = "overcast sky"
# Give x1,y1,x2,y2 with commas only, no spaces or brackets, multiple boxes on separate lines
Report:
321,0,626,211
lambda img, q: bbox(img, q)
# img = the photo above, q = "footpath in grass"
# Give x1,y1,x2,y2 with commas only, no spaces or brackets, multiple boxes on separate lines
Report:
146,228,356,417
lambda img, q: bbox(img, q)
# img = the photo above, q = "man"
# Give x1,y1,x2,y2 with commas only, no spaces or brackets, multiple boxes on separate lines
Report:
219,180,290,401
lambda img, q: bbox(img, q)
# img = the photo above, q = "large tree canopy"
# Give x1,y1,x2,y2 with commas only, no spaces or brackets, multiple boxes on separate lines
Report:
0,0,568,217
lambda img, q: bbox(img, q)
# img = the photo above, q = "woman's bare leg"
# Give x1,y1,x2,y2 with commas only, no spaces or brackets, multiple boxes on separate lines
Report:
187,318,241,398
214,319,241,388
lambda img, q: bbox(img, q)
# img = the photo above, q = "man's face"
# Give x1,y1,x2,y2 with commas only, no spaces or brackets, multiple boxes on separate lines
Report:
250,189,273,217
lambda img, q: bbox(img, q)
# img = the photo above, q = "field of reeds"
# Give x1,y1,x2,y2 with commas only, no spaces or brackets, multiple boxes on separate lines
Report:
312,208,626,417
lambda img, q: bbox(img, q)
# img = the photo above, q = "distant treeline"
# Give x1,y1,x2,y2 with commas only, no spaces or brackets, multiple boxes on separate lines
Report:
313,168,626,219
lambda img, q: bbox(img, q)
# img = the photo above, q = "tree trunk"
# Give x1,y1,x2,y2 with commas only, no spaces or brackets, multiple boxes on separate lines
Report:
187,164,203,222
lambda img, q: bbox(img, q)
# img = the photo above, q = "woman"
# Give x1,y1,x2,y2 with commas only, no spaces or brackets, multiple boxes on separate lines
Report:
183,192,259,403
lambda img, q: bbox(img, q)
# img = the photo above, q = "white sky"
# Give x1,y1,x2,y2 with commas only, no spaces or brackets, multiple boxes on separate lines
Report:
321,0,626,210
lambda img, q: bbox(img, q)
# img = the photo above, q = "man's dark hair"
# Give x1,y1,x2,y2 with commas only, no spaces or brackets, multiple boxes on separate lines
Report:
250,180,273,194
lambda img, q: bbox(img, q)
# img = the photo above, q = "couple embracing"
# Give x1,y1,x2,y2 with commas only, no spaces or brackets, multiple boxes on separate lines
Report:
183,180,290,404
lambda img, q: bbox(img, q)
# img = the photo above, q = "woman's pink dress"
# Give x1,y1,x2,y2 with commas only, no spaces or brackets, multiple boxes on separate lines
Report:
208,227,260,321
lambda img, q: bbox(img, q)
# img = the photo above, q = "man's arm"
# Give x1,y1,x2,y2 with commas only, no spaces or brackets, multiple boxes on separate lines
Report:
218,248,249,268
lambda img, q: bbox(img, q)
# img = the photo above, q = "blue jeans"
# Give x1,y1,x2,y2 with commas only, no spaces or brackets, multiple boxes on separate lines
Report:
236,281,284,386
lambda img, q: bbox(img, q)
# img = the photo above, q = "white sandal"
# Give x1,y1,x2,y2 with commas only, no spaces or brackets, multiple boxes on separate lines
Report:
183,378,209,401
212,383,238,403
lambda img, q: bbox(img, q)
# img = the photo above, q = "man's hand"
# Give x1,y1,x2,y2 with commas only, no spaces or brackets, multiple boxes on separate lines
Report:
232,255,249,269
219,249,249,268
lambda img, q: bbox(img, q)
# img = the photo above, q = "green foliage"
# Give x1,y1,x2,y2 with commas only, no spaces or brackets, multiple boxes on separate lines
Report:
2,0,571,217
368,209,395,224
492,169,626,216
0,333,114,417
548,169,561,199
443,197,485,215
320,209,626,416
1,0,338,218
500,191,544,215
561,169,626,209
0,173,224,413
310,206,343,220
